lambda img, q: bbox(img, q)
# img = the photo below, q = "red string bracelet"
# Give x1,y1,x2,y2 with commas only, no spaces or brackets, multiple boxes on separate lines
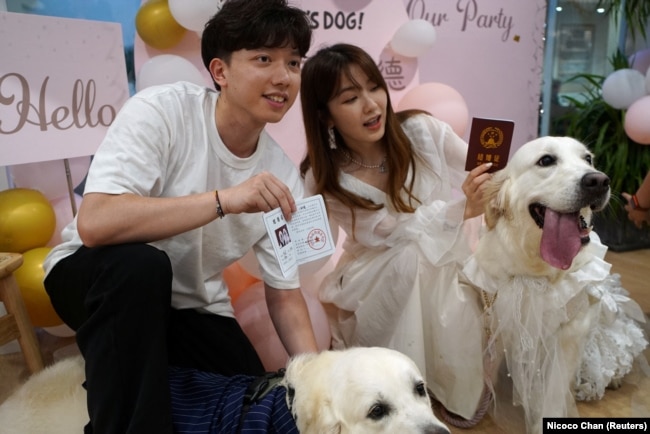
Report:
631,194,649,211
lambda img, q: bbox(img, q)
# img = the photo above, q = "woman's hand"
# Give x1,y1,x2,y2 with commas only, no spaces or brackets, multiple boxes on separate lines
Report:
462,163,493,219
622,192,650,229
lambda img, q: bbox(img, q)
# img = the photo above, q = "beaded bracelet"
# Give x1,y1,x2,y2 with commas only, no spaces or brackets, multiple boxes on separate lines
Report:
631,194,649,211
215,190,225,218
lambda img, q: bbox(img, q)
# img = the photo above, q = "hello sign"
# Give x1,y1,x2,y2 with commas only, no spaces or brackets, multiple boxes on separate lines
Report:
0,12,129,166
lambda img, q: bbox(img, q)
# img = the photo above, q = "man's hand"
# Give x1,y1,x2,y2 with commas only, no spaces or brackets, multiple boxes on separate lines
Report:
219,172,297,220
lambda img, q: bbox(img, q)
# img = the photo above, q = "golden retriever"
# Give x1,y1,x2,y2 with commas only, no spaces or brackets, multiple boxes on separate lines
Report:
460,136,648,433
0,347,450,434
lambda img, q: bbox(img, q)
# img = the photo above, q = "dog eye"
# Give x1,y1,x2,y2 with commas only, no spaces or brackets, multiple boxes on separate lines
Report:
585,154,593,165
415,382,427,397
367,403,390,420
537,155,556,167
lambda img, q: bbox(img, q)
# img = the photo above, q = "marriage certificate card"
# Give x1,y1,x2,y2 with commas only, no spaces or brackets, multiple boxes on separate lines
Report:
263,194,336,277
465,117,515,173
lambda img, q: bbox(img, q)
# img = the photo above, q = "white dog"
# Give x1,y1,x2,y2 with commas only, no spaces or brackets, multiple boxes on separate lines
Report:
460,136,648,433
0,347,450,434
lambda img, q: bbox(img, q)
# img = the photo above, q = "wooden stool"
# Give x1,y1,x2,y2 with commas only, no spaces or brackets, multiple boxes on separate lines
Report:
0,252,44,373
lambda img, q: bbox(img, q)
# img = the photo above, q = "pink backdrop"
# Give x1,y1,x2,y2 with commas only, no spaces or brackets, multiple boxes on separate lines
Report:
134,0,546,163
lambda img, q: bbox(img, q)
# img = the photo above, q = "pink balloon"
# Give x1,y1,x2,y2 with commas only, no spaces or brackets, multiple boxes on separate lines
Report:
48,194,83,247
396,82,469,137
624,95,650,145
10,157,91,201
629,48,650,75
233,282,331,371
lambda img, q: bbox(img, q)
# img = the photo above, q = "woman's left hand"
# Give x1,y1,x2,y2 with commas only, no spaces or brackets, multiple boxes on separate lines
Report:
462,163,493,219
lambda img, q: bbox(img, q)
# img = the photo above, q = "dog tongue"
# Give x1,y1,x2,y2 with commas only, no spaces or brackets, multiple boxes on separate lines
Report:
540,208,581,270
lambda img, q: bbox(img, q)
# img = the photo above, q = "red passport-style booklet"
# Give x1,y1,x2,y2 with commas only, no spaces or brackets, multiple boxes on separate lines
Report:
464,117,515,173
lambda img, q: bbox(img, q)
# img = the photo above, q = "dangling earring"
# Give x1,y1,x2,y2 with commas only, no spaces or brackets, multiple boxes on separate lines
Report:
328,127,337,149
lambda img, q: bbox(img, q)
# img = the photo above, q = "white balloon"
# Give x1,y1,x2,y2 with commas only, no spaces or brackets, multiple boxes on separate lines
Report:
601,68,646,110
168,0,225,32
390,19,437,58
136,54,208,92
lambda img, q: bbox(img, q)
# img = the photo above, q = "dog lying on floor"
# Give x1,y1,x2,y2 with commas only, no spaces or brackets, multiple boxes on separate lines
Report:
0,346,450,434
460,136,648,433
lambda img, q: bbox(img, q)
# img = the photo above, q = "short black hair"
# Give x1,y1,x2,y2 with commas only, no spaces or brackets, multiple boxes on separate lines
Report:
201,0,312,89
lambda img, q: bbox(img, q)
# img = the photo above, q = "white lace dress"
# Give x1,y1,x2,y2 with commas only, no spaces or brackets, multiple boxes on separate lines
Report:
305,114,486,419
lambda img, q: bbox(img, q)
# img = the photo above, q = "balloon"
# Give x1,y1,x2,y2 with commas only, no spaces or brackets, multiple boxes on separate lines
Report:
628,48,650,75
397,82,470,137
223,261,260,304
135,0,187,50
624,95,650,145
136,54,208,92
13,247,63,328
168,0,225,32
47,194,83,247
233,282,331,371
0,188,56,253
332,0,372,12
390,19,437,58
10,156,91,201
601,68,646,110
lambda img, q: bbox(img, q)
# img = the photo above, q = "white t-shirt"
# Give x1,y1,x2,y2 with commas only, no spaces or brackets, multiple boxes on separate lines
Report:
44,82,303,317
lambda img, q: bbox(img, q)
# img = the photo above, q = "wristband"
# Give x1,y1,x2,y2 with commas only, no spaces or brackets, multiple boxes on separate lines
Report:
631,194,649,211
215,190,225,218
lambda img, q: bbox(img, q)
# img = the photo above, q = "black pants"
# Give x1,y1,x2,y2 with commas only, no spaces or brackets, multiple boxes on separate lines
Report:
45,243,264,434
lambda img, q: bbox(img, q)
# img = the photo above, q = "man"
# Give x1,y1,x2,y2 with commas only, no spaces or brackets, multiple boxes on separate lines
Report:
43,1,317,432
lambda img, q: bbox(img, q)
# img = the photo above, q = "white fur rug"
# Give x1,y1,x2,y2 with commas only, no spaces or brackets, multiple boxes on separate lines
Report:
0,355,88,433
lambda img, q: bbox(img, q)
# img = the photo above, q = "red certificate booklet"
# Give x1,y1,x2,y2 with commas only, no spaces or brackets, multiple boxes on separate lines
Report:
465,117,515,173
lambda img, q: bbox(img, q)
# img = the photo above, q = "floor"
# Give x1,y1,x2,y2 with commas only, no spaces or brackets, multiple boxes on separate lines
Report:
1,249,649,432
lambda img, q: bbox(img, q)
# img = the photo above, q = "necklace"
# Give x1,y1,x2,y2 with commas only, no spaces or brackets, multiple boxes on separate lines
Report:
340,149,387,173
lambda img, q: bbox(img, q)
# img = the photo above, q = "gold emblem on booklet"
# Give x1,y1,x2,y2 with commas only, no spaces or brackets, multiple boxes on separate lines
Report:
465,117,515,173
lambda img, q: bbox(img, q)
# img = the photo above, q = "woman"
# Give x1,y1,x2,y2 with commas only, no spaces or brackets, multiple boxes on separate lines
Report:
299,43,492,421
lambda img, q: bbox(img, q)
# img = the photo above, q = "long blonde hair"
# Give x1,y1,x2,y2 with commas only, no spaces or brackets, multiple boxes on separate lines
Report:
299,43,423,233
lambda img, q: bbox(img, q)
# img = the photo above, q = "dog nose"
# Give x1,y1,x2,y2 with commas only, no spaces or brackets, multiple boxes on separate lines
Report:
581,172,610,191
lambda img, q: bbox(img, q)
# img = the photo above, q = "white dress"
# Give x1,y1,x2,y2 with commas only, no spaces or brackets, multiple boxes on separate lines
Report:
306,114,486,419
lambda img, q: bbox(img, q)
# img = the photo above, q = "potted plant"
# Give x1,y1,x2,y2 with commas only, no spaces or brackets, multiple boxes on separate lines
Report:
560,49,650,251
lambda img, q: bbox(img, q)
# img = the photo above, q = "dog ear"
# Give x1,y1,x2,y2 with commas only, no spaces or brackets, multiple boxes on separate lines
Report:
284,352,343,433
483,171,511,229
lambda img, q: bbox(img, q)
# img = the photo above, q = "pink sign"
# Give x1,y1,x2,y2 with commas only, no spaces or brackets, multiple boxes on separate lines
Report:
0,12,129,166
402,0,547,151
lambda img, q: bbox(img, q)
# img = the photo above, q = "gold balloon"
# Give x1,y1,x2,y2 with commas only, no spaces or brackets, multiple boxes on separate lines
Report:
0,188,56,253
136,0,187,50
14,247,63,328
